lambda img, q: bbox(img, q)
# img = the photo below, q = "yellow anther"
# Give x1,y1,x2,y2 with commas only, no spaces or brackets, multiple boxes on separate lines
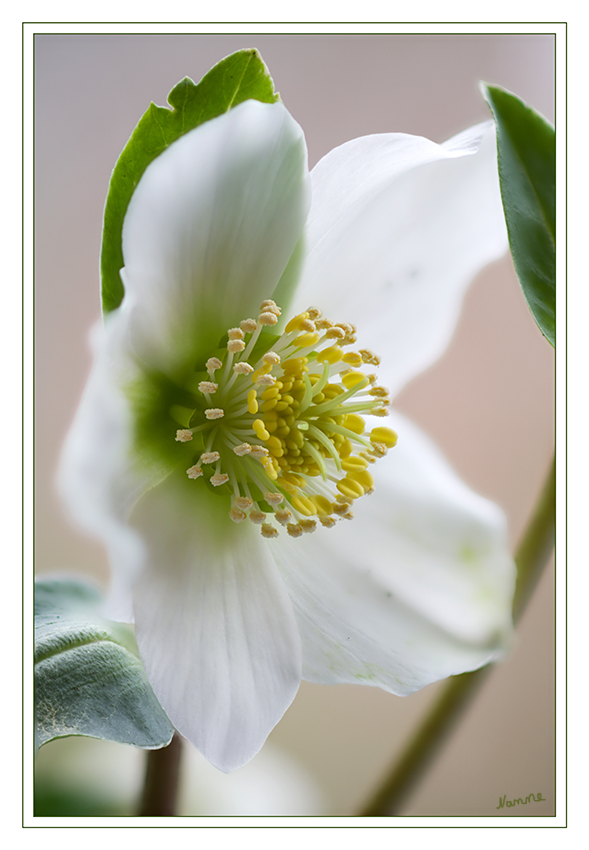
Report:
235,496,253,510
260,397,278,412
227,327,245,340
317,345,343,364
261,386,280,400
261,523,279,539
343,414,366,435
247,389,258,414
342,351,363,367
370,426,398,447
291,495,316,516
341,456,368,472
339,438,353,458
310,495,333,516
253,417,270,439
341,371,367,389
282,357,307,374
260,456,278,479
284,312,309,333
336,478,365,500
263,351,281,366
373,407,389,417
279,471,304,487
346,468,375,493
287,523,303,538
286,431,304,449
307,306,322,320
299,519,317,533
257,374,276,386
266,435,283,451
175,429,193,442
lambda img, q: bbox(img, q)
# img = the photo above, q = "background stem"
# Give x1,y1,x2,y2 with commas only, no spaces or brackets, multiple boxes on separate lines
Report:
359,453,556,817
138,732,183,816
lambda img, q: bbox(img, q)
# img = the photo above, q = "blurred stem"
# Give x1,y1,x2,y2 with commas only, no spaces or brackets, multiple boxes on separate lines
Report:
138,732,183,816
359,452,555,817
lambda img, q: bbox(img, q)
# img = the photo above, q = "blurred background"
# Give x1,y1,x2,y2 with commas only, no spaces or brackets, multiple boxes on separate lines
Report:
34,32,555,817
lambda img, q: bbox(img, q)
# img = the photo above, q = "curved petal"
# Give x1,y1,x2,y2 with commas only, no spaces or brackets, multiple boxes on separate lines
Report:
293,121,507,397
271,412,514,694
58,312,151,621
130,472,302,772
120,100,310,378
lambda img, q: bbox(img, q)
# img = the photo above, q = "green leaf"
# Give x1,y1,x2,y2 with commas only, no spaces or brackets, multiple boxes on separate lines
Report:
101,48,279,314
35,577,174,750
482,83,555,347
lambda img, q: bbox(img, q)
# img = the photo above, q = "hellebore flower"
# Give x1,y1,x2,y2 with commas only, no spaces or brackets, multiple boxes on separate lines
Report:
60,98,515,772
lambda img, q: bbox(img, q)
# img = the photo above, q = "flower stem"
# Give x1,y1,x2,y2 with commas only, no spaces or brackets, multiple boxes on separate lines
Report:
359,453,555,817
138,733,183,816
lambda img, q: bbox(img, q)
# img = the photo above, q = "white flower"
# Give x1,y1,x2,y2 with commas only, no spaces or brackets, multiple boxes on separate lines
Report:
60,99,515,772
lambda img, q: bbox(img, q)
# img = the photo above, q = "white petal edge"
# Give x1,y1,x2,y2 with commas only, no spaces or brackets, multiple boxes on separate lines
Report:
271,411,514,694
293,121,507,398
120,99,310,377
130,472,302,772
57,312,150,621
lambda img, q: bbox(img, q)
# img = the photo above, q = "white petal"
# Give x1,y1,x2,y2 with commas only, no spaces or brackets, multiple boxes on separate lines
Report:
121,100,310,377
271,412,514,694
130,472,302,772
58,312,152,621
294,121,506,397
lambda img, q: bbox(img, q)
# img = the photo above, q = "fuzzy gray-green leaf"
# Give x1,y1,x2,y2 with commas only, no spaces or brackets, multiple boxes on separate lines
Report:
35,577,174,750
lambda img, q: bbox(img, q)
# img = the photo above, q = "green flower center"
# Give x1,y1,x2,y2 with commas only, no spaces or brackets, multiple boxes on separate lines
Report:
172,300,397,538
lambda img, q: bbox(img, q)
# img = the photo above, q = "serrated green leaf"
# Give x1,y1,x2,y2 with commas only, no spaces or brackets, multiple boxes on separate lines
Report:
482,83,555,347
35,577,174,750
101,48,279,314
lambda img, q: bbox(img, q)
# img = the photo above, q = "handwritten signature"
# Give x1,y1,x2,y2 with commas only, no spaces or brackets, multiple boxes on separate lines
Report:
496,792,546,810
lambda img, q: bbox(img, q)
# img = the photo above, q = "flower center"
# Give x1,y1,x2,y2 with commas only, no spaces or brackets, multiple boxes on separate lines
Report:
172,300,397,538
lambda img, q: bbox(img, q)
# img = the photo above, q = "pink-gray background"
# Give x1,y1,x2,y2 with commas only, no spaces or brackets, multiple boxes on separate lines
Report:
34,32,555,816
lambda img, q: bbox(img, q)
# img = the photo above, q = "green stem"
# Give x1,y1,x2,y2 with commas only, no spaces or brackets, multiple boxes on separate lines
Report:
138,732,183,816
359,453,555,817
